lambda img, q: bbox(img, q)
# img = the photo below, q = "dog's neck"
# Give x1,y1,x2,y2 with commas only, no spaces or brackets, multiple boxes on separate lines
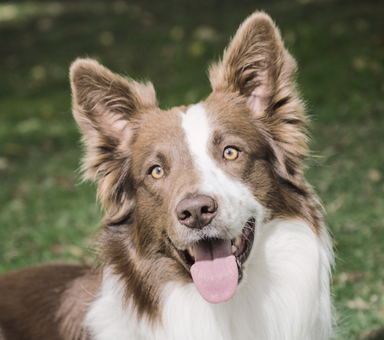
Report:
85,219,333,340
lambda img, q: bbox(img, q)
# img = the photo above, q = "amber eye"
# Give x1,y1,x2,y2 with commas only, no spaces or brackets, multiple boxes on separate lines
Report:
223,147,239,160
151,166,164,179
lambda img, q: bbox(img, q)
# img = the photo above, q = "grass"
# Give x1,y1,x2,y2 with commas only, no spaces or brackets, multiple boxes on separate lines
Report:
0,0,383,338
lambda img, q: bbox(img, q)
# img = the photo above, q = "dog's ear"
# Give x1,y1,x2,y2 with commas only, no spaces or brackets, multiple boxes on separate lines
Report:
210,12,308,183
70,59,157,218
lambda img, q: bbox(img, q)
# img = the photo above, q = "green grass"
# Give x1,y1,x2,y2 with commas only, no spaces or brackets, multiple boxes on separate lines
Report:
0,0,383,338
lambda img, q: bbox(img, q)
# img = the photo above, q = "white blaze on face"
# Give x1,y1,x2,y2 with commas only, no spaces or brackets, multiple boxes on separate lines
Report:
180,104,264,238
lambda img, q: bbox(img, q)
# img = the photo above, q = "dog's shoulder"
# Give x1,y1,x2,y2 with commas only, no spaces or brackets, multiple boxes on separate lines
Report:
0,265,100,340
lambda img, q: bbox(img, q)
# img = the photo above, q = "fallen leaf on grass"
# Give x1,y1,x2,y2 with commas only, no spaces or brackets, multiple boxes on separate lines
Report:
326,193,345,213
347,297,369,310
368,169,382,182
0,157,8,170
360,328,384,340
193,25,219,42
50,243,63,255
67,245,84,258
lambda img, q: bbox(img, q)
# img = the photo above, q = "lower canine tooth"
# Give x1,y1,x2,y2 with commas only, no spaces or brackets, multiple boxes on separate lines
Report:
234,236,241,246
231,245,236,254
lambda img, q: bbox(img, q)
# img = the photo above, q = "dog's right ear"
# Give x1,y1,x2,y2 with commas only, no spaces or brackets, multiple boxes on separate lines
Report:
209,12,308,187
70,59,157,216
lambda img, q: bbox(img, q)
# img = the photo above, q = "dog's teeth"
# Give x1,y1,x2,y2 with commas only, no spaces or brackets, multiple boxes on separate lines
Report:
234,236,241,246
188,246,194,257
231,245,237,254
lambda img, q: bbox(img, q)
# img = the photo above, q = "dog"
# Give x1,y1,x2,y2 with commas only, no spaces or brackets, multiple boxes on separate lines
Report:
0,12,334,340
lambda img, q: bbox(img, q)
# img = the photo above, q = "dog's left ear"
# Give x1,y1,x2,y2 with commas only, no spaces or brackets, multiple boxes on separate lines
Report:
70,59,158,219
210,12,308,183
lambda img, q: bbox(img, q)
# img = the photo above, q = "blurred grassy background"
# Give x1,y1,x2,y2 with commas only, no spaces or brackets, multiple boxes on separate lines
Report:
0,0,383,338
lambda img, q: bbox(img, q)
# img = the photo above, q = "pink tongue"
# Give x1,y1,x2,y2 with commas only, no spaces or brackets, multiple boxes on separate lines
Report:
190,239,238,304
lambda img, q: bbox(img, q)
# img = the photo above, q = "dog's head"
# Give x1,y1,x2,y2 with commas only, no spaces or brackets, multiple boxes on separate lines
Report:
70,12,321,318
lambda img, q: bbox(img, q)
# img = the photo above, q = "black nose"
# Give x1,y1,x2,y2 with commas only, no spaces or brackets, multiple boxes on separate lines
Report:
176,195,218,229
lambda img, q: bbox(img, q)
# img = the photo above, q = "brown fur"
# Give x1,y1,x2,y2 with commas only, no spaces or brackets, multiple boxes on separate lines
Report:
70,59,204,323
68,11,323,324
0,11,325,338
209,12,322,232
0,265,95,340
56,270,101,340
204,92,322,233
94,106,201,323
210,13,308,187
70,59,158,222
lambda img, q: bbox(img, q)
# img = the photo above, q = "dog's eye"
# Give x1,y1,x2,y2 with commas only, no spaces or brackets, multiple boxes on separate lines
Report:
151,166,164,179
223,147,239,161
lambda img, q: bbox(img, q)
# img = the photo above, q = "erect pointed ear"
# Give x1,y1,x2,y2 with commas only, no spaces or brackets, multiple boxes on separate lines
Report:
209,11,298,115
70,59,157,217
210,12,308,183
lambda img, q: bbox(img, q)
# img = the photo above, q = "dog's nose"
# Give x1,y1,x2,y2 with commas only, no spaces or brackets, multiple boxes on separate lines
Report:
176,195,218,229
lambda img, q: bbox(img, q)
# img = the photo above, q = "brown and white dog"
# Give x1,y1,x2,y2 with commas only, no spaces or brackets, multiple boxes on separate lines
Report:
0,12,334,340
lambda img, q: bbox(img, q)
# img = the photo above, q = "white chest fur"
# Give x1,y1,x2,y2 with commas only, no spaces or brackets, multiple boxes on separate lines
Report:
85,219,333,340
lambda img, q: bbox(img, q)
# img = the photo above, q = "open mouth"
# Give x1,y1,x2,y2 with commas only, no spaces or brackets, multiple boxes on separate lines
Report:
175,218,255,284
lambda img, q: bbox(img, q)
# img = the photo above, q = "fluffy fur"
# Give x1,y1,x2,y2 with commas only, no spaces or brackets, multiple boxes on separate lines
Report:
0,11,334,340
86,220,333,340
